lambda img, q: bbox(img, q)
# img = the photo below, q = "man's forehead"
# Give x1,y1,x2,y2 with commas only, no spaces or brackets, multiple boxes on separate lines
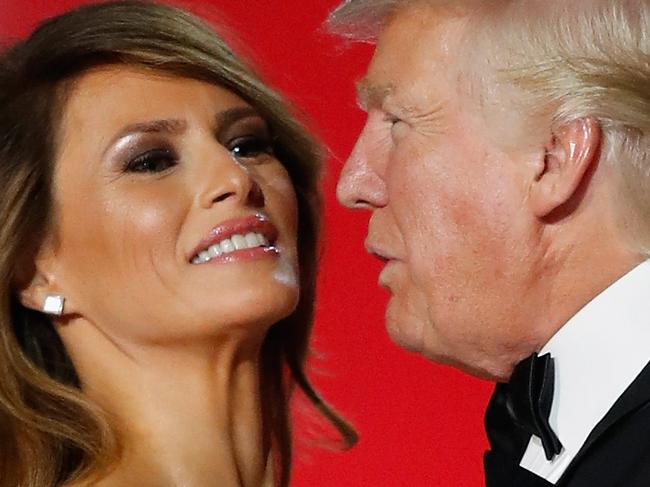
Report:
379,3,470,54
356,8,469,109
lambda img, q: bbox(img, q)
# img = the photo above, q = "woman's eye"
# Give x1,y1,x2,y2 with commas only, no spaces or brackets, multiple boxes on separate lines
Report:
228,135,273,161
124,148,178,173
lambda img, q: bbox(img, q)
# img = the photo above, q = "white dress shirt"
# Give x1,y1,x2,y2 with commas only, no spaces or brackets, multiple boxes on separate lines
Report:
519,260,650,483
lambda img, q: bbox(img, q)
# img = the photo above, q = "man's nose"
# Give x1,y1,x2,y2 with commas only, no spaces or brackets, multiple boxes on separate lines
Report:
336,130,388,210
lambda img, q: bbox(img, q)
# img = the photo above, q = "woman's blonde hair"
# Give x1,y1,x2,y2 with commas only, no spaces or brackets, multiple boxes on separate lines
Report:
329,0,650,247
0,1,356,485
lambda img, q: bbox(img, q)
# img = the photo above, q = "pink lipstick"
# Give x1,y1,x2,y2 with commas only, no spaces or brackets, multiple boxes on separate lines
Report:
189,213,279,265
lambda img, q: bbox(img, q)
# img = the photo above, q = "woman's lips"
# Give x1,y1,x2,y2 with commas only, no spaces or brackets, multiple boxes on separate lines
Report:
195,246,279,265
189,213,279,264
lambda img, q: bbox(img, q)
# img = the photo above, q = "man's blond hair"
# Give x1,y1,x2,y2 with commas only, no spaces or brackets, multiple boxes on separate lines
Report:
328,0,650,247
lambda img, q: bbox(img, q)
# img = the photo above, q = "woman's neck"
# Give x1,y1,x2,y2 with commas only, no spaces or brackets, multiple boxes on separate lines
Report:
63,327,272,487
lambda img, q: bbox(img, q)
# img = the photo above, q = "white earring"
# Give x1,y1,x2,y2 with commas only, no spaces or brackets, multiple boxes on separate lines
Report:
42,294,65,316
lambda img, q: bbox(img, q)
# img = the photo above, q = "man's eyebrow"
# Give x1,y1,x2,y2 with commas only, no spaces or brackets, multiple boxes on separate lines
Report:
355,78,394,110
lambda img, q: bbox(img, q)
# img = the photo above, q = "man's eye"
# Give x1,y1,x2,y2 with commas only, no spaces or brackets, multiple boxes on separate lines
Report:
384,114,400,125
124,148,178,173
384,113,408,140
228,135,274,160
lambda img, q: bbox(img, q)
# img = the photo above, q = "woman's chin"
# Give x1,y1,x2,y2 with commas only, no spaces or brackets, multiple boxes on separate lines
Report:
197,285,299,334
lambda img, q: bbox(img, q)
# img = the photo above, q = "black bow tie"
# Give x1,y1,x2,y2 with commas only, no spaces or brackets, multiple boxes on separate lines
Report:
506,352,563,460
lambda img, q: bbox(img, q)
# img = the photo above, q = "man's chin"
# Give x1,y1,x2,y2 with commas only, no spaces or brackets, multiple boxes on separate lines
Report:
384,311,426,355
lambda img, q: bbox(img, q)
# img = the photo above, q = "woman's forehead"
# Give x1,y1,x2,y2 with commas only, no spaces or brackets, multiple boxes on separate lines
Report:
55,65,260,164
62,66,249,126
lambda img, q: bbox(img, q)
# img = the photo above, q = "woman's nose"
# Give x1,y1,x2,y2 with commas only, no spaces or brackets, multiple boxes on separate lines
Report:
196,147,265,210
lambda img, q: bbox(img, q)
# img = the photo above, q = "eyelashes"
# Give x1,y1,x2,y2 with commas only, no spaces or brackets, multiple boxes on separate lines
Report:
383,113,400,125
228,134,274,161
123,147,178,173
122,134,275,175
382,112,409,141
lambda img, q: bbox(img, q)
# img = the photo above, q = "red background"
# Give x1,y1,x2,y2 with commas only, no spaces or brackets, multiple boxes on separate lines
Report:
0,1,493,485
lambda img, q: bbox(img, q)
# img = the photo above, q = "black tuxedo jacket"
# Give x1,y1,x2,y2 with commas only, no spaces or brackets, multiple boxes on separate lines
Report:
484,360,650,487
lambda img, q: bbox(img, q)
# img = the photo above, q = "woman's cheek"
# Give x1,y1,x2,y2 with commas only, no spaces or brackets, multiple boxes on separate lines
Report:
264,169,300,289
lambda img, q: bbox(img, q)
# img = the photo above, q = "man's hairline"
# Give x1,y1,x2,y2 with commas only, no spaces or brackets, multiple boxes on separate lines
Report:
327,0,494,42
347,4,498,129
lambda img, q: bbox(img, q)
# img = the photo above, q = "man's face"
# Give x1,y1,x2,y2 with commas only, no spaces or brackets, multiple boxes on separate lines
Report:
337,8,541,379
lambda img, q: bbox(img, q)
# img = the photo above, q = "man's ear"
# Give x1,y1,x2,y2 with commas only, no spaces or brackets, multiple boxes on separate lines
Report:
528,117,602,218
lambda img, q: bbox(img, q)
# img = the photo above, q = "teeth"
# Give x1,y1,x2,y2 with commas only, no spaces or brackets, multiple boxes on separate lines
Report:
191,232,269,264
220,238,235,253
207,244,221,258
231,234,247,250
245,232,259,247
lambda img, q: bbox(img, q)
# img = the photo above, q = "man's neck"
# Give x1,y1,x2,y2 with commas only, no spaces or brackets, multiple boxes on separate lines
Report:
520,224,645,378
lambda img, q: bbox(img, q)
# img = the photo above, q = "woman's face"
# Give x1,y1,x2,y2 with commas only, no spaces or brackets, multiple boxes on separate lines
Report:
46,66,300,346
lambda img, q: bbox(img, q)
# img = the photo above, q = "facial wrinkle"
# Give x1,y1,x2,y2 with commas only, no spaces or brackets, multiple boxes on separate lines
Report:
409,103,447,137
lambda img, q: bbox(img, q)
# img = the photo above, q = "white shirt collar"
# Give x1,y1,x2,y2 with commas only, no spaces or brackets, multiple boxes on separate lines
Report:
519,260,650,483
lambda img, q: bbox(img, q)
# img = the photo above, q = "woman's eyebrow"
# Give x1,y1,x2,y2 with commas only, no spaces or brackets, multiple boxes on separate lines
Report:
115,119,187,140
214,106,263,130
104,119,187,156
104,106,262,156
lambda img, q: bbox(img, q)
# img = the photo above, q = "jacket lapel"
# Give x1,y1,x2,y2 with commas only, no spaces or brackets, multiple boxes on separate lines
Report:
485,450,555,487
